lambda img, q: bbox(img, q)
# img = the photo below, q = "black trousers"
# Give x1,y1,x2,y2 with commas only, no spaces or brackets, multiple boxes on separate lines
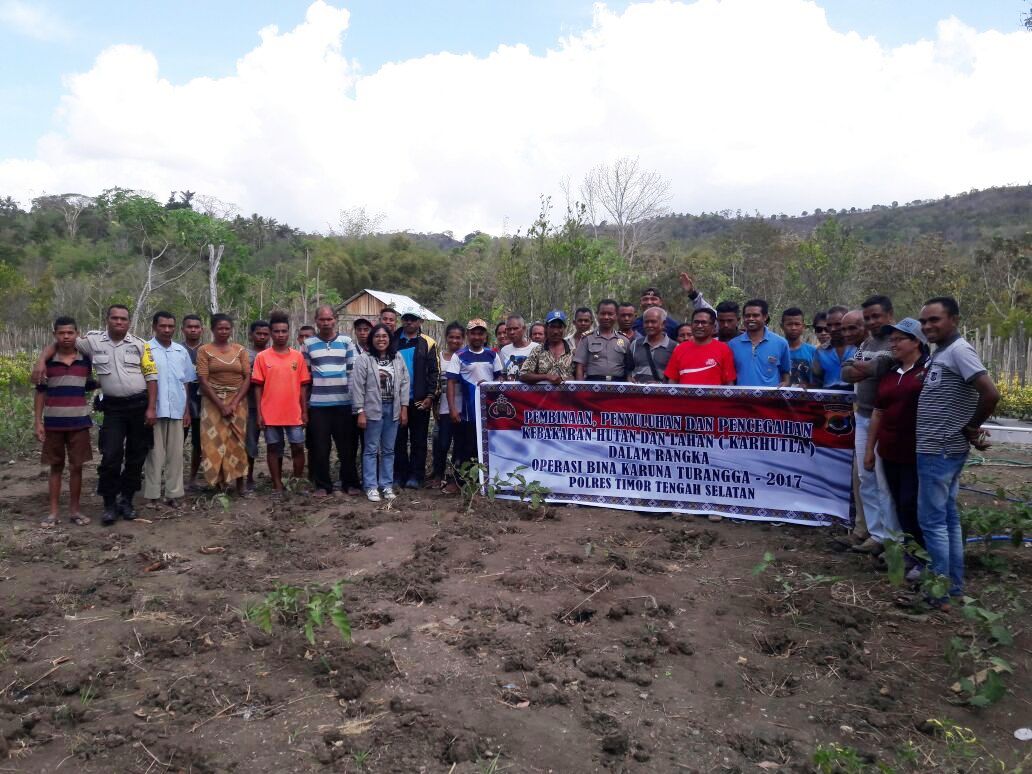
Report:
189,410,201,457
98,397,152,505
308,405,359,492
431,413,456,479
448,420,478,483
882,459,923,547
394,402,431,484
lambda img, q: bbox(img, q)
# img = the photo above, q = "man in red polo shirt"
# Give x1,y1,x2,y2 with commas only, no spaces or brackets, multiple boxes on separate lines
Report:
664,308,736,386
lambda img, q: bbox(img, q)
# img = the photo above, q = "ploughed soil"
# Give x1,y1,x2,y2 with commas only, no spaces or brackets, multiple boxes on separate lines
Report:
0,449,1030,773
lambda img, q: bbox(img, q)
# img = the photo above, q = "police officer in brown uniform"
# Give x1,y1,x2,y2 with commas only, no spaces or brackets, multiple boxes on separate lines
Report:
573,299,630,381
34,304,159,525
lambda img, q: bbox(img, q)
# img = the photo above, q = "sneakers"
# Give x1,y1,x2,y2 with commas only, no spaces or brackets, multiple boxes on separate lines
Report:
366,489,381,502
851,537,884,555
382,487,398,501
101,506,118,526
905,564,924,583
404,479,420,490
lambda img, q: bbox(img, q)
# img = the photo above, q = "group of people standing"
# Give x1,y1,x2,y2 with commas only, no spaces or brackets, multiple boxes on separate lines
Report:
485,278,998,607
29,303,442,524
30,277,1000,608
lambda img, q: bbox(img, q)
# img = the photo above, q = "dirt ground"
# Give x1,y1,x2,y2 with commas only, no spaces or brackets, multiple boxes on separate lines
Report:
0,447,1030,773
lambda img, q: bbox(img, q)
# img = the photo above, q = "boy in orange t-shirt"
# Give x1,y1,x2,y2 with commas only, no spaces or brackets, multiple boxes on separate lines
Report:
252,312,311,494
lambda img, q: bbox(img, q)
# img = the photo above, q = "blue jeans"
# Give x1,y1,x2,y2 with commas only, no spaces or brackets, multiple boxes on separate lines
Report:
916,451,968,597
363,416,399,490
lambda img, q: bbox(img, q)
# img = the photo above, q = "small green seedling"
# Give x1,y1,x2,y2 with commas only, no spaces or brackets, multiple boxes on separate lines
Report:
245,581,352,645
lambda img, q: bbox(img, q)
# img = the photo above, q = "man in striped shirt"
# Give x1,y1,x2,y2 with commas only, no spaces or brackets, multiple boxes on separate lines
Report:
34,317,96,527
916,296,999,606
302,305,360,497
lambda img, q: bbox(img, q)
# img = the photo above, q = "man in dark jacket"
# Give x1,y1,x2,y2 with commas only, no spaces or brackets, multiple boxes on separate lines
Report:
394,311,439,488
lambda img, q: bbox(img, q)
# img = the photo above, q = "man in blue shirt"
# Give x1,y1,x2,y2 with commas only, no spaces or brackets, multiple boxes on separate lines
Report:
727,299,791,387
811,306,858,389
780,306,816,386
144,311,196,506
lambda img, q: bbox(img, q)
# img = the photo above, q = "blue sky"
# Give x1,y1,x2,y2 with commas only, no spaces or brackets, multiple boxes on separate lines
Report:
1,1,1024,158
1,1,1029,233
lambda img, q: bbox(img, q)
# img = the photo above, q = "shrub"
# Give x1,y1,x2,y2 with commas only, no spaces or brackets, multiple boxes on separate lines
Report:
0,390,35,457
244,581,352,645
0,353,34,390
0,354,41,456
995,378,1032,420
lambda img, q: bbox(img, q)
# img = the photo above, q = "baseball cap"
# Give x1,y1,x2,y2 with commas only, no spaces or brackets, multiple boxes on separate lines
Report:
881,317,927,344
400,311,422,321
353,317,373,328
545,309,567,325
466,318,489,331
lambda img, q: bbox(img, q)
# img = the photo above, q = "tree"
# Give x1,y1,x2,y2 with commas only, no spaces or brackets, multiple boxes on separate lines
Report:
0,196,22,217
335,206,385,239
710,218,795,312
194,194,239,221
784,218,862,314
974,233,1032,325
207,243,225,314
861,236,968,318
501,198,626,320
579,156,671,265
109,192,228,328
31,193,95,240
164,190,195,210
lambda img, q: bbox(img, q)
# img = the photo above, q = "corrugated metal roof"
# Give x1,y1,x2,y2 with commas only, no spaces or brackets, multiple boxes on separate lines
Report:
343,289,444,322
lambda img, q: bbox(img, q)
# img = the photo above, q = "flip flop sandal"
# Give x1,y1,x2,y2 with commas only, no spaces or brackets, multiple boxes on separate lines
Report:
69,514,91,526
40,515,58,528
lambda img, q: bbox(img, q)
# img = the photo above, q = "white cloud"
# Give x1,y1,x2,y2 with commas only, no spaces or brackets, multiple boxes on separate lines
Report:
2,0,1032,234
0,0,70,41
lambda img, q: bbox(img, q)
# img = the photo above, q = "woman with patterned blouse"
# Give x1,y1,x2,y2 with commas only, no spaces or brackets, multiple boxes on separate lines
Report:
195,314,251,494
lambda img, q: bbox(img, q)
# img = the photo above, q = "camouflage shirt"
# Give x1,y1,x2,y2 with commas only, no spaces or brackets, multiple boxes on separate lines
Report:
519,341,575,380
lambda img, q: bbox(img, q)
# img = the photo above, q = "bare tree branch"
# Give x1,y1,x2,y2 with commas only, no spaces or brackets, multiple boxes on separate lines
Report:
334,206,385,239
208,243,225,314
579,156,671,265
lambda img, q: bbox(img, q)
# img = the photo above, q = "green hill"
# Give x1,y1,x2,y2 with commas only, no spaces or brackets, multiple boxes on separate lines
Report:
654,184,1032,250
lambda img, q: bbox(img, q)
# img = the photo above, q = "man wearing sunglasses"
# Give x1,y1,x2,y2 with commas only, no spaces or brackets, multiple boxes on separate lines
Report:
812,312,830,347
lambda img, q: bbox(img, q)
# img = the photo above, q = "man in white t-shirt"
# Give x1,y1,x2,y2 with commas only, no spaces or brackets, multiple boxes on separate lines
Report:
499,314,537,381
445,319,503,491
